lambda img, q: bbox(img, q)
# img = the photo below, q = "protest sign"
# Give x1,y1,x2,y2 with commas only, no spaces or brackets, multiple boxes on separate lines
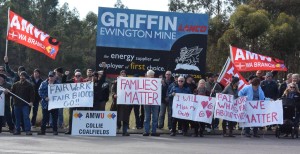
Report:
117,77,161,105
48,82,93,110
0,93,4,116
214,93,247,122
239,100,283,127
72,110,117,136
172,93,215,124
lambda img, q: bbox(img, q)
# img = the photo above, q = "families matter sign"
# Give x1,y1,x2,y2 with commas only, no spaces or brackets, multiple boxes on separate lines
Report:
72,110,117,136
117,77,161,105
214,93,247,122
172,93,215,124
48,82,93,110
239,100,283,127
97,7,208,76
0,93,4,116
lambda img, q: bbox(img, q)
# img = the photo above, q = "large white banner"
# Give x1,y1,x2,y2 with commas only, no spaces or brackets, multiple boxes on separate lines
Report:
172,93,216,124
239,100,283,127
72,110,117,136
0,92,4,116
48,82,94,110
214,93,247,122
117,77,162,105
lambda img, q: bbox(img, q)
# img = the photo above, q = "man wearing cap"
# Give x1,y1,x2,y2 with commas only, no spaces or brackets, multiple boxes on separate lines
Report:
0,73,14,133
38,71,59,135
11,71,34,135
92,62,108,111
30,69,43,128
260,72,279,100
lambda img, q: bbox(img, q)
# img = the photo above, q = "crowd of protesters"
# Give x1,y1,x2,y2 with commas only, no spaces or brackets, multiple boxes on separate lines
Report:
0,56,299,138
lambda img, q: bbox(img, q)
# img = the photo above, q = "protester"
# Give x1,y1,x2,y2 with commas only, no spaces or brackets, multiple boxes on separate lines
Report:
30,68,43,128
111,70,131,136
221,76,240,137
167,74,181,133
169,76,191,136
92,62,109,111
128,74,142,129
281,82,300,121
292,74,300,89
238,77,265,137
260,72,279,100
158,70,174,130
64,70,86,135
38,71,59,135
279,73,293,97
0,74,14,133
11,71,34,135
195,79,210,137
143,70,160,136
84,69,93,82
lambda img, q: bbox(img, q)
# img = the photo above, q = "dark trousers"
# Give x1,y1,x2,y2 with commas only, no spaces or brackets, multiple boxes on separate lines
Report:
30,100,39,126
222,120,235,134
41,109,58,132
172,118,188,133
245,127,258,135
4,103,14,131
129,105,141,128
93,101,106,111
193,122,205,135
139,106,144,128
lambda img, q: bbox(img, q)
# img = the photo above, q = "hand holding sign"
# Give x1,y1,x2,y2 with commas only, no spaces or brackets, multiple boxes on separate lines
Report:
4,56,8,63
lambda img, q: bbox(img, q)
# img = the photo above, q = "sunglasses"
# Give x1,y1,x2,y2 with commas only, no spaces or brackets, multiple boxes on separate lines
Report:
178,80,184,82
290,87,295,88
75,75,81,77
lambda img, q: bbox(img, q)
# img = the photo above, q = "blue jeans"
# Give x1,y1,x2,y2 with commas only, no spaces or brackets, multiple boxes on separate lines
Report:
144,105,159,134
14,105,31,132
158,102,171,129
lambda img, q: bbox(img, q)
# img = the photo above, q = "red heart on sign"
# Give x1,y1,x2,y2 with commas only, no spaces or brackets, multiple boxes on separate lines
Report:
206,110,212,118
201,101,208,109
208,97,212,101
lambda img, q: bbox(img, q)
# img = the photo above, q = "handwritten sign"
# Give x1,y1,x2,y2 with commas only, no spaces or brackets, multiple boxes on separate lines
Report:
239,100,283,127
48,82,94,110
172,93,215,124
72,110,117,136
0,93,4,116
117,77,162,105
214,93,247,122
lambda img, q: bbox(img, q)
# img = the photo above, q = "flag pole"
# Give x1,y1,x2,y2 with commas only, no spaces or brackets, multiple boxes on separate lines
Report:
5,7,10,56
0,86,33,107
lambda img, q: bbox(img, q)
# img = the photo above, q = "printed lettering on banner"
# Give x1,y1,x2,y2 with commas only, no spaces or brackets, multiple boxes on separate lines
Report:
214,93,247,122
72,110,117,136
48,82,94,110
117,77,162,105
172,93,215,124
239,100,283,127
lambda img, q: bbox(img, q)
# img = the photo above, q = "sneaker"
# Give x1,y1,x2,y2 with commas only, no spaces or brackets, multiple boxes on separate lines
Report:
206,128,211,133
169,129,172,132
199,134,204,137
53,131,58,135
26,132,32,135
65,131,71,135
178,130,183,134
151,133,160,137
122,133,130,136
142,133,150,136
13,131,21,135
9,129,14,133
170,132,176,136
37,131,46,135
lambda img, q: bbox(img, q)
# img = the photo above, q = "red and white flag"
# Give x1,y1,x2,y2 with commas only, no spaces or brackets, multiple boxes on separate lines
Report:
217,58,249,90
230,46,287,72
7,10,60,59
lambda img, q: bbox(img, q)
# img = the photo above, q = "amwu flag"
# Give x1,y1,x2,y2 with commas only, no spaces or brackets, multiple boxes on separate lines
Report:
7,10,60,59
230,46,287,72
217,58,249,91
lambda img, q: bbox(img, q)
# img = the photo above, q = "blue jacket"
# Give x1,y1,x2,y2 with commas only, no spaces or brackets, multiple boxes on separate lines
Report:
38,79,59,109
238,84,265,101
168,85,191,100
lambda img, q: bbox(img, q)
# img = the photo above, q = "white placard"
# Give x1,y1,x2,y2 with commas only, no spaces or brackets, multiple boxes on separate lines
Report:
0,93,4,116
72,110,117,136
48,82,93,110
117,77,161,105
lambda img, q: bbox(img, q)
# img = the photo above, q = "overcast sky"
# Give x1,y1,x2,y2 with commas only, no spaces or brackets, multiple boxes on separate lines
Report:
58,0,169,19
